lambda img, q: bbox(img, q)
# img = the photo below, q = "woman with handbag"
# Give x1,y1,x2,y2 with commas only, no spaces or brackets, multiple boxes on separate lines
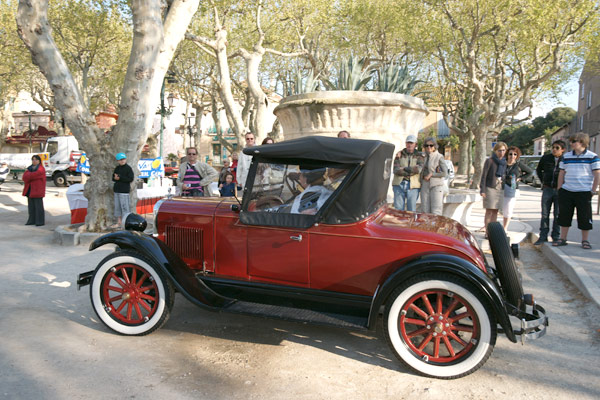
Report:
480,142,508,231
502,146,533,230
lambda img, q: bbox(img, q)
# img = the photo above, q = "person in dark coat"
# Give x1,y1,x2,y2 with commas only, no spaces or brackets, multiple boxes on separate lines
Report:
22,155,46,226
112,152,134,227
534,140,566,244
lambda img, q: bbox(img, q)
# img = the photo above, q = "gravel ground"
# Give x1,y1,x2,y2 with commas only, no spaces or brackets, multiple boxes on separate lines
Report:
0,181,599,399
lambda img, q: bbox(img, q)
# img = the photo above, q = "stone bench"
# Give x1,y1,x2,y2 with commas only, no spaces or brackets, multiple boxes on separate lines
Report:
441,189,481,226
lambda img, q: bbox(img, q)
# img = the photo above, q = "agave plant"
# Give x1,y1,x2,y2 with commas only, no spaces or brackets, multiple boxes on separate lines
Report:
287,69,320,96
322,56,375,91
376,63,422,94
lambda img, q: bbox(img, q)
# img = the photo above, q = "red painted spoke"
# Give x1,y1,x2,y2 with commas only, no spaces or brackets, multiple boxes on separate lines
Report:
448,331,468,347
138,285,155,293
436,293,443,314
417,333,434,351
121,268,131,284
136,272,149,289
115,300,127,314
421,294,435,315
409,303,429,319
138,299,152,312
133,303,143,320
442,336,456,357
126,303,133,320
106,285,125,293
449,311,471,323
407,327,429,339
139,293,156,302
451,324,474,333
108,273,127,288
403,317,426,326
108,294,124,303
131,268,137,287
443,298,460,318
433,336,441,358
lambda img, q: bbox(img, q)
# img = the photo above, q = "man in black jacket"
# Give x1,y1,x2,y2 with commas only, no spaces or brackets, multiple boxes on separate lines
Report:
534,140,565,245
112,152,134,227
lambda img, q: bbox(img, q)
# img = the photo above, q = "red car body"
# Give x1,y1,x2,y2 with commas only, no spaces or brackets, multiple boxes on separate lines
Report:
79,136,546,379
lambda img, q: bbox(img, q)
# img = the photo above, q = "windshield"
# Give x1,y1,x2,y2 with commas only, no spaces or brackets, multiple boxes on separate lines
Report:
247,162,350,215
46,141,58,157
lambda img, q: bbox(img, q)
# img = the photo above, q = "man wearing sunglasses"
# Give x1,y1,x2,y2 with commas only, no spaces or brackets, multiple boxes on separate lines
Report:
534,140,566,245
176,147,218,197
236,132,255,191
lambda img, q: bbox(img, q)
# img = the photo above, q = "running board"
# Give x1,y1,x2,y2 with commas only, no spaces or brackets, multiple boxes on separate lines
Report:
223,300,368,330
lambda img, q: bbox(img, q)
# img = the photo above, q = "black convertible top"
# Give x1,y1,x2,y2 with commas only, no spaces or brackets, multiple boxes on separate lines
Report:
243,136,385,165
240,136,395,228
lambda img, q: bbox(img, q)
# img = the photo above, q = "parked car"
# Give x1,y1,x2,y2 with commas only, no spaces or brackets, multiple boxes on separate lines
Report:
520,157,542,187
78,136,547,379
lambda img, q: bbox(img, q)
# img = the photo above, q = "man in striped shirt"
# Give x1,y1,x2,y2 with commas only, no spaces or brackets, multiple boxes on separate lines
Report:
554,133,600,249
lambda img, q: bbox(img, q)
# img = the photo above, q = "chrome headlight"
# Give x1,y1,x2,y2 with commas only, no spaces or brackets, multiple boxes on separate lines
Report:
152,198,166,235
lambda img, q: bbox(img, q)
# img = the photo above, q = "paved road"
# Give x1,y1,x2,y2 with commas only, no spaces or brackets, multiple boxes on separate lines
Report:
1,180,599,399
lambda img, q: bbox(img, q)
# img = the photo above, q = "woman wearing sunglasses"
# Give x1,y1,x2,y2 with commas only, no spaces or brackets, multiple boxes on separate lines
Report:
419,137,447,215
501,146,533,230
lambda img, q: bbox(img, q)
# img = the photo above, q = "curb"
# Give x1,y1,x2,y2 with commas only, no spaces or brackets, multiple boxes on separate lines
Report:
529,232,600,309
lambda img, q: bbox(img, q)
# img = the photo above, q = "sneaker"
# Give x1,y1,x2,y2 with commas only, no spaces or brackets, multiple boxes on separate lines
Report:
534,238,547,245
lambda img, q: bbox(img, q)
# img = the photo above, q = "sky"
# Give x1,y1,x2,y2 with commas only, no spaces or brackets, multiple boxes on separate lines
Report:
529,77,579,119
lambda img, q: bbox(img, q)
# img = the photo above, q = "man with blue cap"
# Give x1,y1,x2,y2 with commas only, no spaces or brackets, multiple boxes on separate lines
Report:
112,152,134,227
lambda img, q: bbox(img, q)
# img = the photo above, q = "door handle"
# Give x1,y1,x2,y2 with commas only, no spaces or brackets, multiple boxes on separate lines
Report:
290,234,303,242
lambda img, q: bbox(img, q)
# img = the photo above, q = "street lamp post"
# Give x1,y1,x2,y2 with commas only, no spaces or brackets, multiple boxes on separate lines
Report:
159,72,177,159
23,111,37,153
187,113,196,147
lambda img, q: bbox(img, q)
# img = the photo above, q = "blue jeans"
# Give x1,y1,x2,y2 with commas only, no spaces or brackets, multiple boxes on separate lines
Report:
540,186,560,240
393,180,420,212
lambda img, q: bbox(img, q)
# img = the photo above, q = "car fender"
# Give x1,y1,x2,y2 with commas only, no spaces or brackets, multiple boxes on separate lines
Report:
368,253,516,343
88,231,233,309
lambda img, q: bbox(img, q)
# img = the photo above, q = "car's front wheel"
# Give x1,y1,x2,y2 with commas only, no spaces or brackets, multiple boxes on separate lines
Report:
384,274,497,379
90,250,174,335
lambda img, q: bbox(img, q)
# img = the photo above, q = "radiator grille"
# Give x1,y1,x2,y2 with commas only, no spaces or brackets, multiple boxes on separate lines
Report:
165,225,203,260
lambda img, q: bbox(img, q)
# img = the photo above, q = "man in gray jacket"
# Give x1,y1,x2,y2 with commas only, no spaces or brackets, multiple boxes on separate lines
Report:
392,135,424,211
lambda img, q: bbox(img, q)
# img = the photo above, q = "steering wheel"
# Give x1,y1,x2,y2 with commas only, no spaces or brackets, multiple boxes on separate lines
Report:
254,195,284,210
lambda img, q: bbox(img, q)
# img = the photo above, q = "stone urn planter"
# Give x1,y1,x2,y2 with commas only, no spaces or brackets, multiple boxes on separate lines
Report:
273,91,428,150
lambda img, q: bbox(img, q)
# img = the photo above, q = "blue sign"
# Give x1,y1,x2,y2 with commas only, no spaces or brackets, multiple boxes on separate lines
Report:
76,154,90,175
138,158,165,178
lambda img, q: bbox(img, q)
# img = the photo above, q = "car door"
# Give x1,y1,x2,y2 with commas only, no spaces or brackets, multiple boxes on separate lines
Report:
246,226,309,285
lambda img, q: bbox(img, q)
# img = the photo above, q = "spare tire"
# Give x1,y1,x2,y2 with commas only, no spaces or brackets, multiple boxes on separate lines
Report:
486,222,524,308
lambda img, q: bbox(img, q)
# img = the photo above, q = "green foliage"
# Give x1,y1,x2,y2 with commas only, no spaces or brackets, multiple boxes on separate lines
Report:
288,69,320,95
376,62,422,94
322,56,374,91
498,107,576,153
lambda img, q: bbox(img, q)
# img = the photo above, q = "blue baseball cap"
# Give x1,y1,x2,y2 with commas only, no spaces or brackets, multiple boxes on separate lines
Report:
116,153,127,160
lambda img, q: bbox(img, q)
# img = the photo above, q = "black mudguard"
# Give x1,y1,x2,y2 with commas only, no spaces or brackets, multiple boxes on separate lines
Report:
88,230,233,310
368,254,517,343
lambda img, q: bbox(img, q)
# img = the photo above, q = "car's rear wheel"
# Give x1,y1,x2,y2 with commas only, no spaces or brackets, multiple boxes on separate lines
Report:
487,221,524,307
384,274,496,379
90,250,174,335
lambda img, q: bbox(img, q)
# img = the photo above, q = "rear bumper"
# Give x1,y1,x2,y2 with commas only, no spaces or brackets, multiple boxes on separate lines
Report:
513,303,548,343
77,270,93,290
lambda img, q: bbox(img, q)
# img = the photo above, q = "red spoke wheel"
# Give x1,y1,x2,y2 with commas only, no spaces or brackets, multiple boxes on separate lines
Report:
384,274,496,379
90,250,174,335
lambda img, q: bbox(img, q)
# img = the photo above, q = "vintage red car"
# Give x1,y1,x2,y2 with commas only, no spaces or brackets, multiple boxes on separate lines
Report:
78,136,547,379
